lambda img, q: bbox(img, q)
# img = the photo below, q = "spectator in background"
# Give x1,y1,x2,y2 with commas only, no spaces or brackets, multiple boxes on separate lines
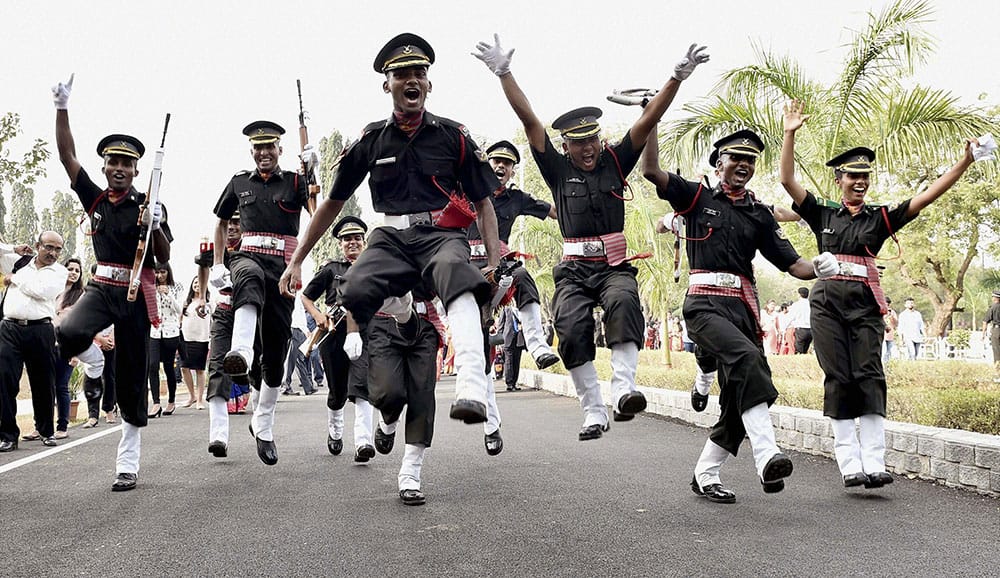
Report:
897,297,925,360
180,277,211,409
761,300,779,355
148,263,184,417
788,287,812,354
280,295,315,396
777,303,793,355
53,256,86,436
981,290,1000,382
882,297,899,363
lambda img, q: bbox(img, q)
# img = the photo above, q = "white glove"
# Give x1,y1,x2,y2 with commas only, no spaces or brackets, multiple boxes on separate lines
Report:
672,44,710,81
812,252,839,279
473,33,515,77
52,73,74,110
139,201,163,230
299,144,319,173
208,263,232,291
343,332,363,360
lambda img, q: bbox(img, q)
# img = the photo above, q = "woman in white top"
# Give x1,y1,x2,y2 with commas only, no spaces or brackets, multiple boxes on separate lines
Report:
180,277,212,409
148,263,184,417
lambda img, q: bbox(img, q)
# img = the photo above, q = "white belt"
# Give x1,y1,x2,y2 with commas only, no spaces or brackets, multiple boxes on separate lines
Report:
383,213,434,230
562,240,605,258
470,243,487,257
241,235,285,251
689,272,742,289
836,261,868,278
95,264,131,282
415,302,428,315
216,294,232,306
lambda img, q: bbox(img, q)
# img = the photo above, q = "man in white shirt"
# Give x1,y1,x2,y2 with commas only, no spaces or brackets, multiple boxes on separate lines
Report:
0,232,69,451
788,287,812,354
897,297,925,360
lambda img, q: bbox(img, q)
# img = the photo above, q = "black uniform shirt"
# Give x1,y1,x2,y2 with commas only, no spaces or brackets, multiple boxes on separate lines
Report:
330,111,499,214
656,174,800,280
531,132,639,239
985,302,1000,327
793,191,916,256
304,260,351,308
467,186,551,243
213,168,308,236
72,167,172,267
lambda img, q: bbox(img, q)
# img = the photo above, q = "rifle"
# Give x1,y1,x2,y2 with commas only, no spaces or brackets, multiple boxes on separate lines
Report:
127,113,171,302
299,305,348,357
297,79,320,215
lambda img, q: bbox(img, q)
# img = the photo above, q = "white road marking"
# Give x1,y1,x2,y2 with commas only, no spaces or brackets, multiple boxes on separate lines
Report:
0,425,122,474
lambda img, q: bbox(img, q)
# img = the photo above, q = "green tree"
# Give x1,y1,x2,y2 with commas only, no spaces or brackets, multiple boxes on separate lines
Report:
43,190,81,258
310,129,362,269
663,0,999,337
7,182,38,244
0,112,50,240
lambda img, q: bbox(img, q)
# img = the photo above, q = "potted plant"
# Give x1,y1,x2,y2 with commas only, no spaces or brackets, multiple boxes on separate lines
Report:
67,364,83,421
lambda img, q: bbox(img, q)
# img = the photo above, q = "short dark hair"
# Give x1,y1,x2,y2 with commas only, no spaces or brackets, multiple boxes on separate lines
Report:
798,287,809,298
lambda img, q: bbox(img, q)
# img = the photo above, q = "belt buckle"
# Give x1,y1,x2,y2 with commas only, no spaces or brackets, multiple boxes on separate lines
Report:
112,268,129,282
582,241,604,257
838,262,854,276
411,212,432,226
716,273,737,288
262,237,279,250
16,318,28,326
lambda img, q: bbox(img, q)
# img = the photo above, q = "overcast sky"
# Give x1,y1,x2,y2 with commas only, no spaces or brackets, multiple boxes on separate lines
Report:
2,0,996,284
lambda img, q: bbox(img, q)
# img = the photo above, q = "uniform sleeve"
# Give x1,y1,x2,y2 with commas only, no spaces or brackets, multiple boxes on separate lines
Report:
457,131,501,203
69,167,103,213
329,137,370,202
756,211,801,272
791,190,823,232
607,132,641,182
530,134,565,194
883,199,917,233
654,172,702,211
303,264,332,301
519,192,552,221
213,179,239,220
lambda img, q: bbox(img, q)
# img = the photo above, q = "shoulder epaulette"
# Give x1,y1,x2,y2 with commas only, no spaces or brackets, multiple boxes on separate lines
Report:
233,169,251,178
816,196,843,209
362,120,387,133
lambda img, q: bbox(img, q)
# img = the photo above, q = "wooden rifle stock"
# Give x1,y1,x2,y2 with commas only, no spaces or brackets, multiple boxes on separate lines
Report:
127,113,171,302
297,79,320,215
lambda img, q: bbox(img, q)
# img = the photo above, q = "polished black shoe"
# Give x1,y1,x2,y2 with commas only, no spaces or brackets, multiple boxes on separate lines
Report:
327,435,343,455
506,384,522,392
374,426,395,455
485,429,503,456
578,423,609,441
612,410,635,422
255,437,278,466
449,399,487,424
399,488,426,506
617,391,647,416
691,387,709,412
280,387,295,396
0,440,17,452
208,440,228,458
534,352,560,370
41,437,57,447
354,444,376,463
690,476,737,504
111,472,137,492
761,453,793,493
864,471,894,489
843,472,869,488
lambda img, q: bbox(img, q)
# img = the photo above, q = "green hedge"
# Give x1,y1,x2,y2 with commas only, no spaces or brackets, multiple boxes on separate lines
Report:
522,349,1000,435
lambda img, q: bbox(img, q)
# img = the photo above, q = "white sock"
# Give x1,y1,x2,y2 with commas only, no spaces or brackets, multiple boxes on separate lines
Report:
232,304,259,353
693,367,716,396
208,397,229,444
116,422,141,475
741,402,780,478
398,443,426,491
327,407,345,439
78,343,106,377
610,342,639,407
252,384,280,442
446,293,488,405
859,414,887,474
354,400,374,447
380,415,398,435
568,362,606,427
484,377,501,434
694,439,730,487
249,386,260,412
518,302,553,359
831,418,863,475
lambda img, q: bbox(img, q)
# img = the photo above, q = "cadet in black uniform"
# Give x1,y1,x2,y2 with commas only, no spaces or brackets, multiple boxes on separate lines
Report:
300,216,375,462
643,126,838,502
780,100,978,489
281,33,503,428
211,121,310,466
984,291,1000,383
475,34,709,439
52,75,171,491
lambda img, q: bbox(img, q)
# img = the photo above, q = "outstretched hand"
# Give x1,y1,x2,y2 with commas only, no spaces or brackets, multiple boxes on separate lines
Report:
783,100,810,133
279,263,302,298
52,73,74,110
473,33,515,77
672,44,709,81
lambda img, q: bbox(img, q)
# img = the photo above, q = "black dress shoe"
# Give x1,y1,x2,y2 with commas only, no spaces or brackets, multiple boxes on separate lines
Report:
399,488,426,506
374,426,395,455
690,476,737,504
281,387,295,396
761,453,793,493
208,440,228,458
690,387,709,412
41,437,57,447
843,472,869,488
0,440,17,452
612,410,635,422
578,423,609,441
506,384,522,391
449,399,487,424
485,429,503,456
864,471,893,489
111,472,137,492
534,352,560,370
255,437,278,466
327,435,343,455
354,444,376,463
616,391,647,416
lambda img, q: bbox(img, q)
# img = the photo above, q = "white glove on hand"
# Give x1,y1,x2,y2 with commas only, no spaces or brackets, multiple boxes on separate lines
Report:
299,144,319,173
343,332,363,360
812,252,839,279
208,263,232,291
151,201,163,230
52,74,74,110
473,33,515,77
672,44,710,81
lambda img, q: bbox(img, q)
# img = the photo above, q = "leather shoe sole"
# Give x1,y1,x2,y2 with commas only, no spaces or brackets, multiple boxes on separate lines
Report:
222,350,250,380
691,388,709,412
111,472,137,492
617,391,647,416
612,410,634,422
449,399,487,424
255,438,278,466
485,429,503,456
399,489,426,506
208,441,228,458
327,435,343,455
578,423,609,441
864,471,893,489
843,472,868,488
690,476,737,504
354,444,376,463
374,426,395,455
534,352,560,370
761,453,793,493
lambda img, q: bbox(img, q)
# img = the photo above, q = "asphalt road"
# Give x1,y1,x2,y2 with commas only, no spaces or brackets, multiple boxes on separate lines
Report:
2,377,998,577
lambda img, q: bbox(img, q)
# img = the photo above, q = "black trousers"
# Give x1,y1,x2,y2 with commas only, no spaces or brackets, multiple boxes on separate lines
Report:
474,258,541,307
206,305,261,400
0,320,57,441
318,322,370,411
551,260,644,369
366,316,438,447
504,345,523,388
794,327,813,354
229,252,293,387
148,335,180,404
683,293,778,456
57,281,151,427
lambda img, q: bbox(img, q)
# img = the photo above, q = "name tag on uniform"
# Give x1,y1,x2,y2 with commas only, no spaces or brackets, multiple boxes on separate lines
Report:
822,227,835,234
703,208,720,216
375,157,396,166
238,190,252,198
566,177,585,184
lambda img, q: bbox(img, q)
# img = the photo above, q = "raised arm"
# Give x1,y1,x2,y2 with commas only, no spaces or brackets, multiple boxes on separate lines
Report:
779,100,809,206
906,139,976,217
474,34,545,153
52,74,81,185
279,197,346,297
628,44,709,151
641,124,671,190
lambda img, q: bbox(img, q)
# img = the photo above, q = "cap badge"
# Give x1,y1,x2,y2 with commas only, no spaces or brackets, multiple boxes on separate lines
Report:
741,138,750,145
402,45,413,54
